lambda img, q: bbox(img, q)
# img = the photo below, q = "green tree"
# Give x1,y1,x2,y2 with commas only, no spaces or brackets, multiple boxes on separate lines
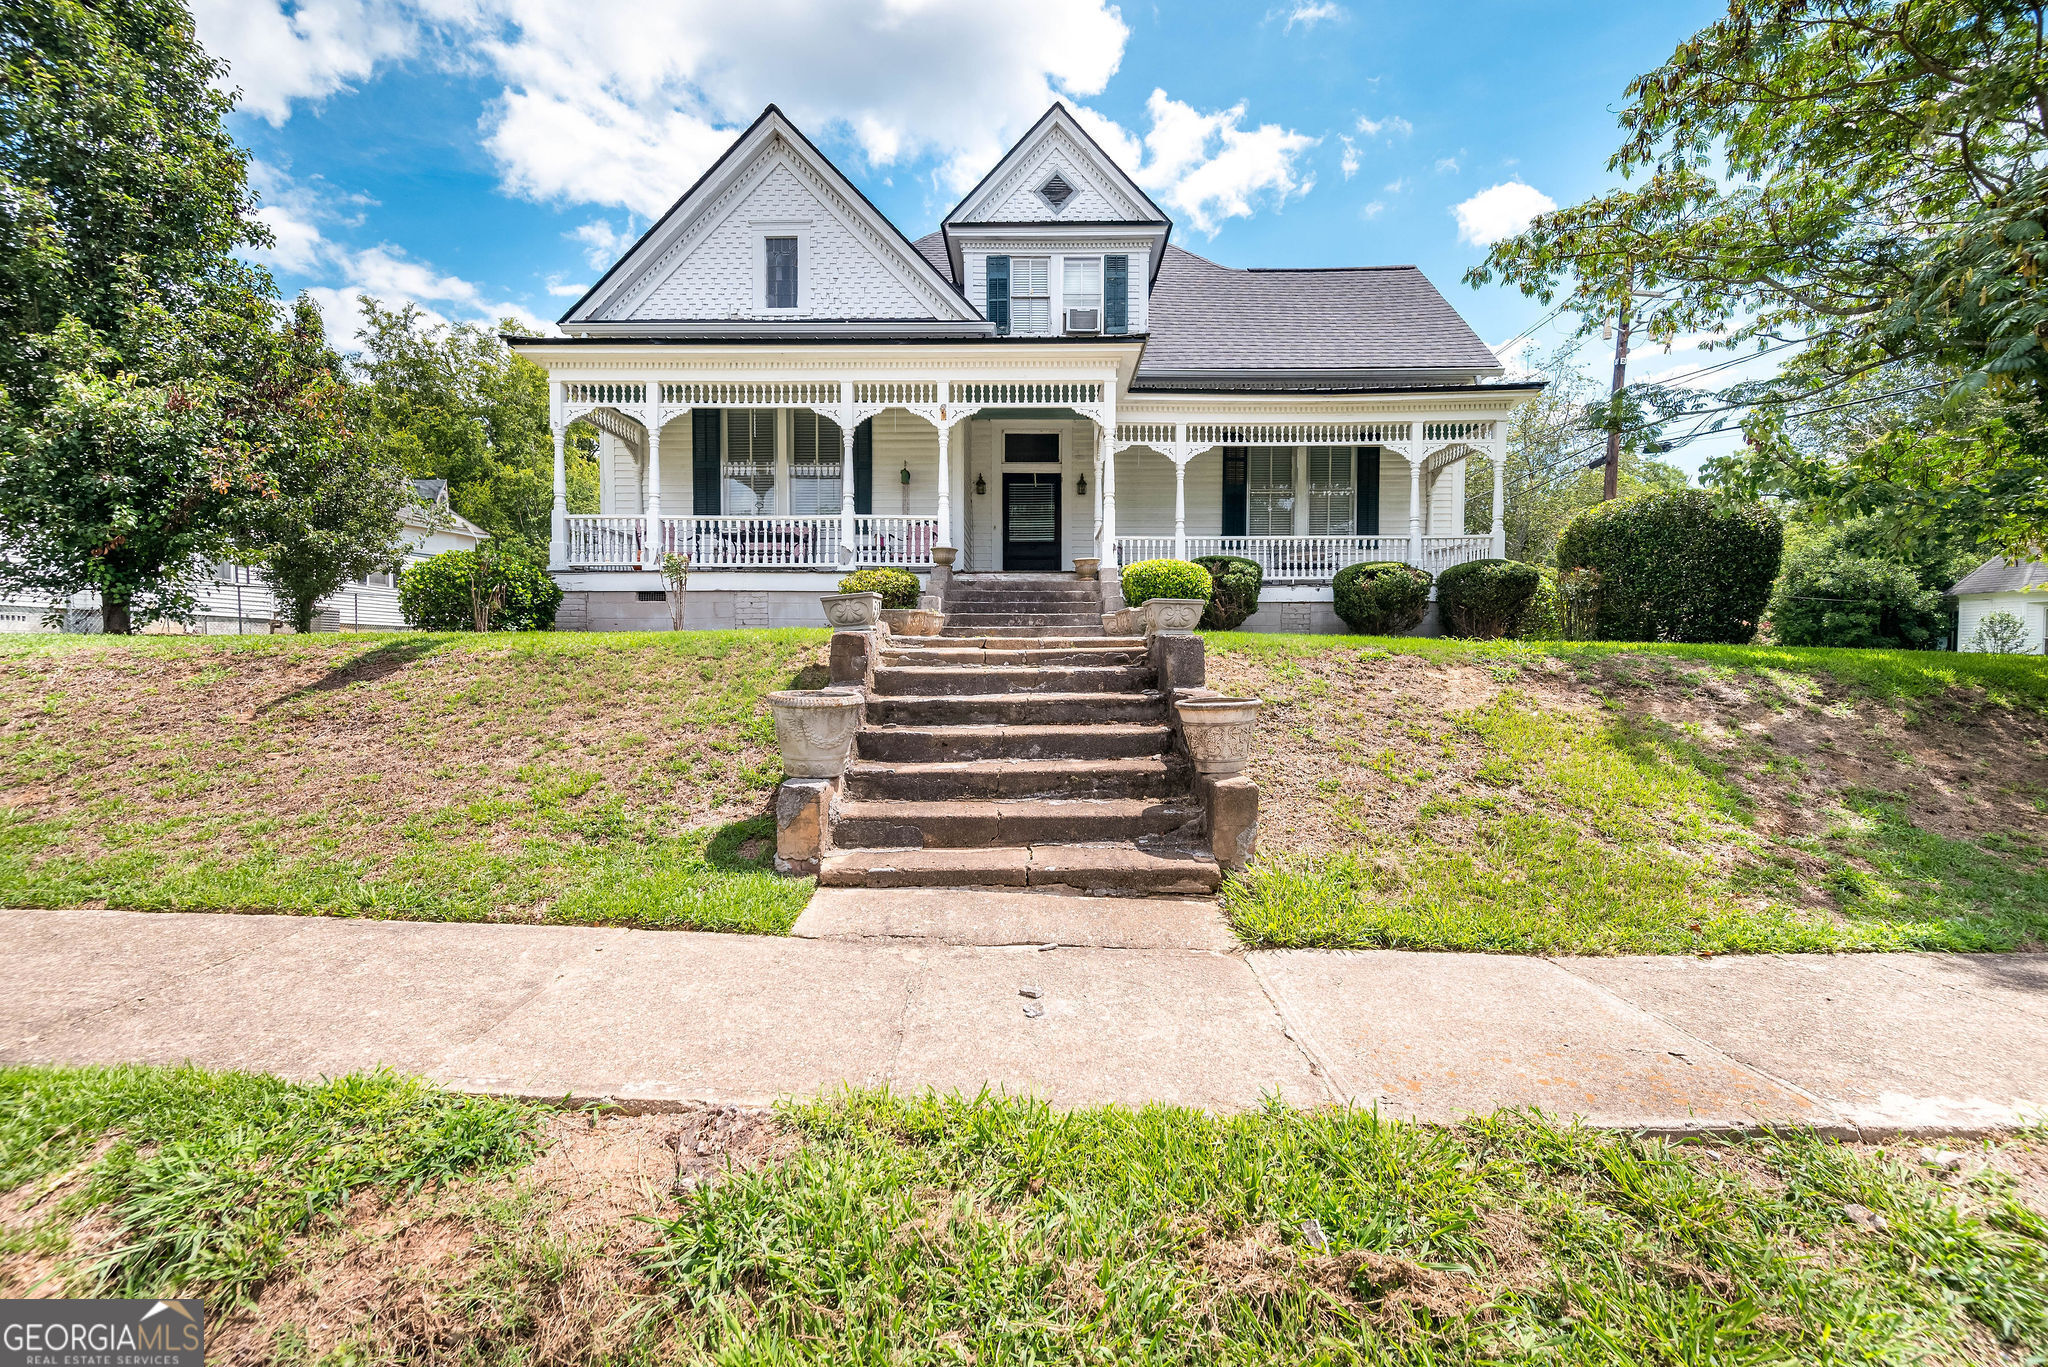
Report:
1769,538,1947,649
238,296,415,633
350,300,596,561
1469,0,2048,556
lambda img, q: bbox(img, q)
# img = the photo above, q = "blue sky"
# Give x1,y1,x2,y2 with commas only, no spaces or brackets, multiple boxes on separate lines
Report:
204,0,1749,474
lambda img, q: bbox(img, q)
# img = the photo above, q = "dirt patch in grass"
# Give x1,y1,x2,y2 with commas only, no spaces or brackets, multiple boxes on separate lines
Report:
0,632,828,932
1208,640,2048,953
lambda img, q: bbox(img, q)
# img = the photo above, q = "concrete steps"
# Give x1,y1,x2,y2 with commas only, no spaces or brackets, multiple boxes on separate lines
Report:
823,575,1217,895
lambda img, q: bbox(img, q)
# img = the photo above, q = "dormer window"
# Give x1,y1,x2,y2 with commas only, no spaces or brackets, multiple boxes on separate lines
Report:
765,236,798,309
1037,173,1074,212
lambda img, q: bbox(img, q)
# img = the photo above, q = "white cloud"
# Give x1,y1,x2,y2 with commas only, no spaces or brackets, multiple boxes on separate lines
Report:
1434,156,1461,175
1339,137,1359,180
1354,114,1411,140
1076,89,1317,235
1491,335,1542,381
1359,200,1384,220
547,277,591,298
1284,3,1344,31
190,0,424,124
1383,176,1409,195
1453,180,1557,246
569,219,635,269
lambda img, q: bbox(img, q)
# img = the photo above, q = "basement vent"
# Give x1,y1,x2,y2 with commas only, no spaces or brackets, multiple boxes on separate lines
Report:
1038,172,1074,212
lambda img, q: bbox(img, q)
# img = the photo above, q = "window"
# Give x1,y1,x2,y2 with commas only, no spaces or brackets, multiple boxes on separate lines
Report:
789,409,844,515
765,236,798,309
724,410,777,514
1307,447,1354,535
1010,256,1051,334
1248,447,1296,536
1004,432,1059,463
1038,173,1074,211
1062,256,1101,329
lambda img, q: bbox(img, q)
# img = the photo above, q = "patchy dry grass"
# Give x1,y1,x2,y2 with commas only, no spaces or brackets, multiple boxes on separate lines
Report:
3,1065,2044,1365
0,630,829,933
1209,634,2048,954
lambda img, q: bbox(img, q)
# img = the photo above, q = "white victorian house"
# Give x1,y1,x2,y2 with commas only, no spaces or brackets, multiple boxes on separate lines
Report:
515,104,1539,632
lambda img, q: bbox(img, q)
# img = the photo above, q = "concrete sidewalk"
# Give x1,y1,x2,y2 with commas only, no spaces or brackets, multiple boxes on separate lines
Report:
3,904,2044,1136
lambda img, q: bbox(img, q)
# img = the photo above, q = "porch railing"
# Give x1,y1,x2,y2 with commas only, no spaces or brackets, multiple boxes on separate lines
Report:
562,514,939,570
1113,534,1494,582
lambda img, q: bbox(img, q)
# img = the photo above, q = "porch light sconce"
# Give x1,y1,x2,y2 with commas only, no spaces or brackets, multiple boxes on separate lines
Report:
1075,471,1087,495
899,462,911,485
975,473,986,495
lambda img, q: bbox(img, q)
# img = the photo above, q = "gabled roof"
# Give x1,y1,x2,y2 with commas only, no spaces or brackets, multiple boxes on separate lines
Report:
944,103,1169,228
561,105,981,329
1952,557,2048,595
1134,246,1502,380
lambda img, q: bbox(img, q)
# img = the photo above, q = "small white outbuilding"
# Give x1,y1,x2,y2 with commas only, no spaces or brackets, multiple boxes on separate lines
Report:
1951,557,2048,653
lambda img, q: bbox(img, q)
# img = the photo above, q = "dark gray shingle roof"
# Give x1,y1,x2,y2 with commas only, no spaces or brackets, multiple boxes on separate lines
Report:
912,232,954,284
1137,246,1499,376
1951,557,2048,595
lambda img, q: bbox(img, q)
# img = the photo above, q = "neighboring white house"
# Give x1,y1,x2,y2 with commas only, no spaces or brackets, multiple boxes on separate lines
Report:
0,480,488,634
517,103,1541,632
1953,556,2048,652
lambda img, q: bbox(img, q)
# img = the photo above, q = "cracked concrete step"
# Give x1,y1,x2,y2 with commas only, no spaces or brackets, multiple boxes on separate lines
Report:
844,756,1184,801
941,625,1106,638
855,723,1173,763
879,646,1147,667
834,797,1204,849
867,691,1167,727
872,664,1153,697
819,843,1222,894
942,613,1106,628
914,635,1142,650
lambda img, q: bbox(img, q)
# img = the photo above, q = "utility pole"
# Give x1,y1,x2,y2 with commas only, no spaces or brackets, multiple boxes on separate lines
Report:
1602,296,1632,502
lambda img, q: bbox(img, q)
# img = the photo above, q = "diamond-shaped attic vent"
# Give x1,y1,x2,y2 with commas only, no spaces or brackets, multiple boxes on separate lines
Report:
1038,173,1074,212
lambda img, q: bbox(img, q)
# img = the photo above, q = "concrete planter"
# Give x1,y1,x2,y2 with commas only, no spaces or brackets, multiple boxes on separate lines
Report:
1103,607,1139,635
1073,556,1100,580
768,689,864,777
931,546,958,568
1141,598,1206,636
882,607,943,636
1176,697,1262,777
819,591,883,629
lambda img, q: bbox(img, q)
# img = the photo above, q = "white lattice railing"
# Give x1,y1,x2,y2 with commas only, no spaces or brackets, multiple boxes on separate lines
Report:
853,381,939,407
1422,420,1496,444
563,381,645,407
1113,534,1492,582
563,516,645,568
1114,421,1177,446
1182,421,1412,446
661,381,842,408
952,381,1101,406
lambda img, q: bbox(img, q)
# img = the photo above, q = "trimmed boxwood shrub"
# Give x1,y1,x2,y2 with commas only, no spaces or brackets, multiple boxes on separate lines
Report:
1194,555,1263,630
1120,558,1213,608
838,567,921,609
399,549,562,631
1768,546,1944,649
1438,558,1542,639
1332,560,1431,635
1555,490,1782,643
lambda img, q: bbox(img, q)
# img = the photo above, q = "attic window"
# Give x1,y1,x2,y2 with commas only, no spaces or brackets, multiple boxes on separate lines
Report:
1037,173,1074,212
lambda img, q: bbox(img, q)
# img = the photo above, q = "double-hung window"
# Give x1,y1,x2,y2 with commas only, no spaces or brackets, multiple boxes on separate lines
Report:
1306,447,1354,535
1247,448,1296,536
765,236,798,309
1010,256,1051,334
724,410,778,514
1062,256,1101,330
789,410,844,516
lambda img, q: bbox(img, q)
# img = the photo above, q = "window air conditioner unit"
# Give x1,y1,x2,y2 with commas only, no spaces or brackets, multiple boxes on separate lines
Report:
1065,307,1101,334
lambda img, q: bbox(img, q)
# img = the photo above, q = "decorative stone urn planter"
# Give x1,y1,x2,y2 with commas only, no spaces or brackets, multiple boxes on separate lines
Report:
1073,556,1100,580
768,689,864,777
1175,697,1262,777
882,607,943,636
1103,607,1139,635
931,546,958,568
819,591,883,630
1140,597,1206,636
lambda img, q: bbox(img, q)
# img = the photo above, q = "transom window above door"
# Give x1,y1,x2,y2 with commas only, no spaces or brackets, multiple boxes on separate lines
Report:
1004,433,1060,463
1009,257,1051,334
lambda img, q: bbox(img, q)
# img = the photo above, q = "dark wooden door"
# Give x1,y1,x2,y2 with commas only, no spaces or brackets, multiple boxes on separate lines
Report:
1002,472,1062,571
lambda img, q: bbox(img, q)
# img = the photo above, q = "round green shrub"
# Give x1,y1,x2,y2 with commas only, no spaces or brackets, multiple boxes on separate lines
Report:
1120,558,1213,608
1332,560,1432,635
1193,555,1263,630
1437,558,1542,639
838,567,921,609
1768,546,1944,649
1516,570,1564,640
1555,490,1782,643
398,549,562,632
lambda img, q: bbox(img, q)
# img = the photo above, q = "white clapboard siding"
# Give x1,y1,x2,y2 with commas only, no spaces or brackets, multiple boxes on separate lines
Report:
1957,593,2048,652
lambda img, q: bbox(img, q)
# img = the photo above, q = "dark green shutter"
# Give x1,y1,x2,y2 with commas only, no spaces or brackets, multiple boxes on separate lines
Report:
853,419,873,515
1221,447,1248,537
1104,254,1129,334
1356,447,1380,535
691,408,721,515
986,255,1010,334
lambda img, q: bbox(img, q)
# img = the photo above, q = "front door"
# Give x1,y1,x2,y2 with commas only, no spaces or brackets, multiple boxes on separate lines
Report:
1002,472,1062,571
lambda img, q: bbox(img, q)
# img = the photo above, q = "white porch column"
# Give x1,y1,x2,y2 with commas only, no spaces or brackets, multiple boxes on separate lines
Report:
1098,424,1117,568
548,402,567,571
641,419,662,570
839,382,857,565
1489,447,1506,559
1407,455,1423,568
934,416,952,551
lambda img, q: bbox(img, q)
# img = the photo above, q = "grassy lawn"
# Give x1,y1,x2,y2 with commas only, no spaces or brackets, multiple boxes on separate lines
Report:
2,1064,2044,1364
0,630,828,933
1208,635,2048,955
